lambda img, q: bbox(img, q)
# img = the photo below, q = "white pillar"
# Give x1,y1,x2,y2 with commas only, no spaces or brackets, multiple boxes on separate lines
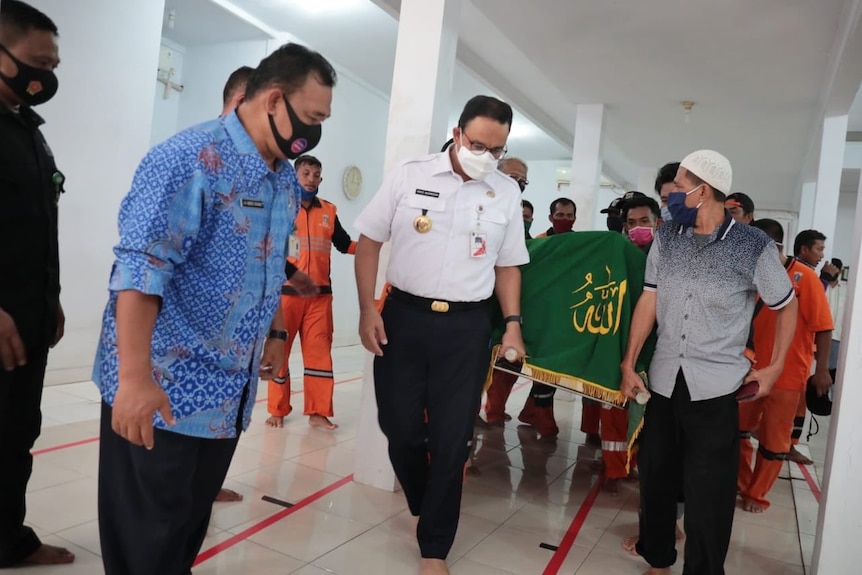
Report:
638,167,656,196
798,182,817,233
811,169,862,574
569,104,605,230
353,0,461,491
811,115,849,250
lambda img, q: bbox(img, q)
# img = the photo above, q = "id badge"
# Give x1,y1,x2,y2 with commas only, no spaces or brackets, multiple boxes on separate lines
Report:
288,234,300,259
470,231,487,258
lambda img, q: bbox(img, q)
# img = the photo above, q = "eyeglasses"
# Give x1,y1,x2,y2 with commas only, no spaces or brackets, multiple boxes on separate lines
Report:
461,132,508,159
506,174,528,191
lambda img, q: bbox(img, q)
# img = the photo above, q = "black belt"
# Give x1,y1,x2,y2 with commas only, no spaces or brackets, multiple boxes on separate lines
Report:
282,285,333,295
389,287,488,313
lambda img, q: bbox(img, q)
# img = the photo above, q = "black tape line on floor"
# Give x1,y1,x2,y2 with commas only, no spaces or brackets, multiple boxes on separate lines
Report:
539,542,559,552
261,495,294,508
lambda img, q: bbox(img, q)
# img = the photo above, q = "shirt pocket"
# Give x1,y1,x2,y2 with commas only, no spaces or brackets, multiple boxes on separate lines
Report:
0,166,37,216
478,208,508,254
397,193,449,236
405,193,448,212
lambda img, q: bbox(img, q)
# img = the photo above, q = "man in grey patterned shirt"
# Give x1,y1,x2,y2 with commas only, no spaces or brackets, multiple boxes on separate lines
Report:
620,150,798,575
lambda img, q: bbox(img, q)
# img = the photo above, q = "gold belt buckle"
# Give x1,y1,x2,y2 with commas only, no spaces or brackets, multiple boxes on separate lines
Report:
430,300,450,313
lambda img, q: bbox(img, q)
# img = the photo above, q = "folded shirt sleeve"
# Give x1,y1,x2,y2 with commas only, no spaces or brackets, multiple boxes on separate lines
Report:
109,142,205,298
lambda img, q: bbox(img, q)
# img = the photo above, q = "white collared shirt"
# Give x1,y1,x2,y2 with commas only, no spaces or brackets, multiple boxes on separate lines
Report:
354,151,529,302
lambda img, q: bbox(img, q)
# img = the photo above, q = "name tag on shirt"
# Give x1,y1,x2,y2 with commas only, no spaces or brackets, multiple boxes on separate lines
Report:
471,231,487,258
415,189,440,198
288,234,300,259
241,199,265,209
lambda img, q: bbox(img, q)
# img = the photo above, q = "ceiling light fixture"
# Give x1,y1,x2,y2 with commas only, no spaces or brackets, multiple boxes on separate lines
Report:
682,100,695,124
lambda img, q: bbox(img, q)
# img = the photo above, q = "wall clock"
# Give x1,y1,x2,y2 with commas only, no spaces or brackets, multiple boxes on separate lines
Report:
342,165,363,200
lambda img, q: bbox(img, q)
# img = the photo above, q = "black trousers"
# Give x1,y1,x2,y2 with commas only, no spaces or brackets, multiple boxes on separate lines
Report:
0,345,48,567
98,402,239,575
636,370,739,575
374,298,491,559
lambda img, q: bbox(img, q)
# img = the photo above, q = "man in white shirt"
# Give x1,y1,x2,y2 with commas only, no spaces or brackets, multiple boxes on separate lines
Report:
354,95,528,575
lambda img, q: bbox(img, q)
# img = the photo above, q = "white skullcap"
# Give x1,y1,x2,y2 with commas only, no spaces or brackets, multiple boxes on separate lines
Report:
680,149,732,194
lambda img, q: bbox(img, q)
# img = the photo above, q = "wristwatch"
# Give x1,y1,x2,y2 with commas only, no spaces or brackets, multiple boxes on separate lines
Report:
504,315,523,325
268,329,288,340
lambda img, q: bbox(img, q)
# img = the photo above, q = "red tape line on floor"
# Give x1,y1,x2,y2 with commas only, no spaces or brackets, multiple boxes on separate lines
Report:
33,376,364,456
193,474,354,566
542,474,605,575
797,463,822,503
31,436,100,456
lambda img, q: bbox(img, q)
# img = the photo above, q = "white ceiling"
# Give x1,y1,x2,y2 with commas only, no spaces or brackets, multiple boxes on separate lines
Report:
162,0,271,46
161,0,570,160
161,0,862,210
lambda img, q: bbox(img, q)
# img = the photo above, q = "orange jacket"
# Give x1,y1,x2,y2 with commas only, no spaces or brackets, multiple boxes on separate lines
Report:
284,198,356,293
752,258,833,391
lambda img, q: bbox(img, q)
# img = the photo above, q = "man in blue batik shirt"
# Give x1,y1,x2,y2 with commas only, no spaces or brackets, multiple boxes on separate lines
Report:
92,44,336,575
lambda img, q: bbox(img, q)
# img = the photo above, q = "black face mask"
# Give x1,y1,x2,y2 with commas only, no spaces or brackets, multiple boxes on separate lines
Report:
606,215,624,233
0,44,58,106
267,94,321,160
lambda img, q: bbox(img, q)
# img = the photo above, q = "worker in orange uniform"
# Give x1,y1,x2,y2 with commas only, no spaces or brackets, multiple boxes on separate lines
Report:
266,155,356,430
738,220,833,513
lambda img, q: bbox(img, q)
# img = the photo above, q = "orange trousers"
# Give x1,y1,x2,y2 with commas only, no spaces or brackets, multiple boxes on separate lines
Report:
738,388,801,509
484,363,520,423
267,294,334,418
599,406,632,479
581,399,601,435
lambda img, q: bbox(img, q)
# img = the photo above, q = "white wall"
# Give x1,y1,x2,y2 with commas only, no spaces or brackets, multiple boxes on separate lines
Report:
27,0,164,384
176,40,271,130
833,191,857,263
150,39,185,147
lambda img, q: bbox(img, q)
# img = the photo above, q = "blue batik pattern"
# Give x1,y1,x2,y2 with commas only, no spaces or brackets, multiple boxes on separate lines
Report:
93,112,300,438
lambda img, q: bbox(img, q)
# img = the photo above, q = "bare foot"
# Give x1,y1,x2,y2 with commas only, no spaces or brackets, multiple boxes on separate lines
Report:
309,415,338,430
265,415,284,428
420,558,449,574
743,499,766,513
22,544,75,565
621,535,639,556
604,477,621,494
622,526,683,558
214,488,243,502
788,446,813,465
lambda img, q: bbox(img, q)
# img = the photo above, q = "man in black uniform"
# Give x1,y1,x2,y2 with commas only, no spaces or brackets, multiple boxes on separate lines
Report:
0,1,74,567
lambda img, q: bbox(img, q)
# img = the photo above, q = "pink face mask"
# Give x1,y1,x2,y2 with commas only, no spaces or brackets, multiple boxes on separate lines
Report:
628,226,654,247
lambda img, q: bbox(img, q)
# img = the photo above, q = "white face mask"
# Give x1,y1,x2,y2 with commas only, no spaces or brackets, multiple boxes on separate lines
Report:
456,135,497,181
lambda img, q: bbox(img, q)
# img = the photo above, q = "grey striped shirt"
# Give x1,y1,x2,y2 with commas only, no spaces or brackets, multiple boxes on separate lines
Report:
644,215,794,401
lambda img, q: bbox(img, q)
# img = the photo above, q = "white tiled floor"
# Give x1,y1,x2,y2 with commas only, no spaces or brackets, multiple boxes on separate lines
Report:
14,345,821,574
